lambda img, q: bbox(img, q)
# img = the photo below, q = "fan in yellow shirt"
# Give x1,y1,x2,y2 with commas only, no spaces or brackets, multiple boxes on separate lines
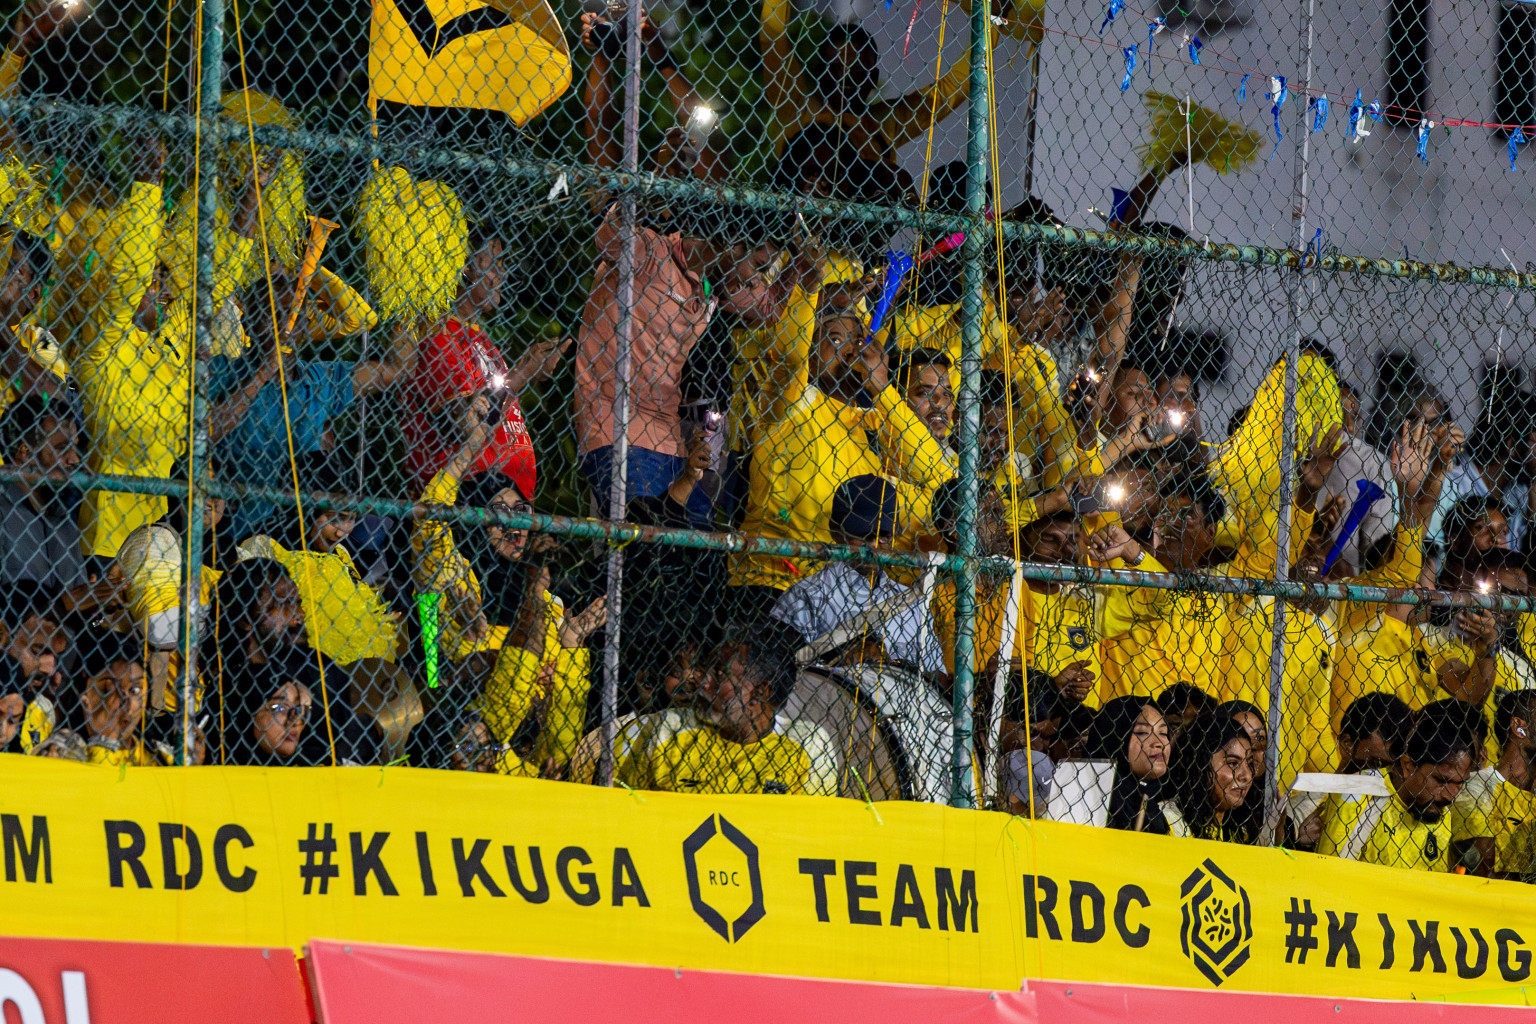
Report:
1317,700,1479,872
1447,689,1536,878
617,632,838,796
727,280,949,610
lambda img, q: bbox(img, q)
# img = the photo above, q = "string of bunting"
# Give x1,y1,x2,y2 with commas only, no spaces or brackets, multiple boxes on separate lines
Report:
1077,0,1536,169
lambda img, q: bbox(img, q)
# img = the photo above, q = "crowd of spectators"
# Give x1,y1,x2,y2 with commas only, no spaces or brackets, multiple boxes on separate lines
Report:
1,0,1535,882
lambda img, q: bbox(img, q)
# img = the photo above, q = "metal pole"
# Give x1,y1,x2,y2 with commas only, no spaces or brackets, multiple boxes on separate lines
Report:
1021,42,1040,198
181,0,222,764
950,0,992,810
597,0,643,788
1262,0,1316,842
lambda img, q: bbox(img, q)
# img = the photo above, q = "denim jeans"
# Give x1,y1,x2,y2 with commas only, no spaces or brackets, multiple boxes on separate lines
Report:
580,445,713,526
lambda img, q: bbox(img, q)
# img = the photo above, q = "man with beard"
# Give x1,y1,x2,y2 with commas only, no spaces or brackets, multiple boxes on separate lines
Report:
1318,699,1479,872
1448,689,1536,878
0,394,85,591
728,282,947,624
616,628,837,796
211,557,378,766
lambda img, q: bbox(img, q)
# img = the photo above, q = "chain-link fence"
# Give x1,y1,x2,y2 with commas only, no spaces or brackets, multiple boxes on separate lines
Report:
1,0,1536,883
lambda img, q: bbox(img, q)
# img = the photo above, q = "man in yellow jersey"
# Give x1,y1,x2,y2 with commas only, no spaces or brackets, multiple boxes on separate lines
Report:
728,280,947,622
618,630,837,796
1318,700,1478,871
1337,692,1415,774
1448,689,1536,878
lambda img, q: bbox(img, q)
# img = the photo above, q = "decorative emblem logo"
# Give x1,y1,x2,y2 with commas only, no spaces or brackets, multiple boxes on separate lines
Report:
1179,858,1253,985
682,814,766,943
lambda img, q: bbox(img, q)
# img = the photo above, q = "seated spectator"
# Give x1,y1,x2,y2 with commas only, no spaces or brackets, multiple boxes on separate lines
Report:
79,629,157,766
1153,682,1216,742
567,638,708,784
1084,696,1172,833
2,582,70,754
770,475,944,673
210,558,377,766
1216,699,1268,795
1163,713,1256,843
237,462,413,744
1318,699,1479,870
0,667,25,753
893,348,954,447
1336,692,1414,774
1446,689,1536,878
616,630,837,795
0,393,86,593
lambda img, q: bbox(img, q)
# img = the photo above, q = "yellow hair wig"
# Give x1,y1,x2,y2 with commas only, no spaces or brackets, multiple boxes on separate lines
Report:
1139,90,1264,177
356,166,468,322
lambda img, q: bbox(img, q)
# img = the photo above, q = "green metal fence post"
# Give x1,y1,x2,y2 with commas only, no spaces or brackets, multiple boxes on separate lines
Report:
951,0,993,810
180,0,222,764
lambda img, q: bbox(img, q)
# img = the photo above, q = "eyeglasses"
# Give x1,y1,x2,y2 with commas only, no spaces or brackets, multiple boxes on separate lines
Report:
264,702,310,725
487,501,534,520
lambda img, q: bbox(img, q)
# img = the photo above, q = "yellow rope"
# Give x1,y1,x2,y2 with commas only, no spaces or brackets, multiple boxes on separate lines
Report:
228,2,338,766
982,10,1031,816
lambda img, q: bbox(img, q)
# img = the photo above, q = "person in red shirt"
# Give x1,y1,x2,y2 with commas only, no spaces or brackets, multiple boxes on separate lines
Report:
401,229,568,502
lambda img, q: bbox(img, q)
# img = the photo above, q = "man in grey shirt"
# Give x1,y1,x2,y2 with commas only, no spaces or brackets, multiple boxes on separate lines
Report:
0,393,86,592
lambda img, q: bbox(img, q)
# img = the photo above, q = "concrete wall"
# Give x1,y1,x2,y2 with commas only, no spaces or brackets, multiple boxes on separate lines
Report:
805,0,1536,435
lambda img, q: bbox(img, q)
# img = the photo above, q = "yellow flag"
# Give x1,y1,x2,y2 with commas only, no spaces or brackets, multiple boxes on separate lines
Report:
369,0,571,126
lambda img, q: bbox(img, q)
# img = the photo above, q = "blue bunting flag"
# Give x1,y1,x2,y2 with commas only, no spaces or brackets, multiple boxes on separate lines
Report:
1099,0,1123,34
1310,95,1328,132
1121,45,1137,91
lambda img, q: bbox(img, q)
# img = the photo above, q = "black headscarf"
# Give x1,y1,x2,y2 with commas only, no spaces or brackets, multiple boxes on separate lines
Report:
1085,696,1170,834
212,645,377,767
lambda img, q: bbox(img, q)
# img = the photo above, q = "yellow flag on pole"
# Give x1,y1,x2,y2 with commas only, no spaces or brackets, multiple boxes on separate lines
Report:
369,0,571,126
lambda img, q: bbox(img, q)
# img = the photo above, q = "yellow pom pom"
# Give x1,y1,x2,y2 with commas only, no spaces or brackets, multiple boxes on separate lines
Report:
1138,90,1264,176
356,167,468,322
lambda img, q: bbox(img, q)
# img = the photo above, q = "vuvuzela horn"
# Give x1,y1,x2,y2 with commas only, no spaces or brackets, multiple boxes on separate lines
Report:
280,215,340,340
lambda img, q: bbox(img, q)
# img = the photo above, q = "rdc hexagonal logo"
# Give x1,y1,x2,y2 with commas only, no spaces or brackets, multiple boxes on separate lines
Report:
683,814,766,943
1179,858,1253,986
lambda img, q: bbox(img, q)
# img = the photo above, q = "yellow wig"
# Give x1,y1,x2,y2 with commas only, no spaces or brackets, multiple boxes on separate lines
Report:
1139,90,1264,177
158,90,307,301
1212,350,1343,521
356,166,468,323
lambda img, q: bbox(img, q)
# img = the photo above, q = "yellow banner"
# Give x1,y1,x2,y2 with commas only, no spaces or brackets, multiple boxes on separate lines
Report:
1,755,1533,1004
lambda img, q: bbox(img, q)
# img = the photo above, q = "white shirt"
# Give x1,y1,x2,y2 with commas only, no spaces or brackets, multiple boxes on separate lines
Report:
770,561,946,673
1317,434,1397,571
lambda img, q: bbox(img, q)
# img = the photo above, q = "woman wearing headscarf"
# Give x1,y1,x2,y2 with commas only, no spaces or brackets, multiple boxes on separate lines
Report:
210,558,377,767
1165,713,1256,843
1084,696,1172,833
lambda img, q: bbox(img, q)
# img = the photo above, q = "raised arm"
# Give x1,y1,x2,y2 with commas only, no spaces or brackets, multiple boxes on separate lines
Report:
351,319,419,398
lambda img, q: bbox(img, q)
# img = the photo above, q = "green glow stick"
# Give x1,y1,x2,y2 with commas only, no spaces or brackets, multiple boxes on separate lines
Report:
416,593,441,689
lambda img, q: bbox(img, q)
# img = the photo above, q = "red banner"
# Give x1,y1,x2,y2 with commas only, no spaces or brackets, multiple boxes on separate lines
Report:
305,939,1532,1024
0,937,310,1024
